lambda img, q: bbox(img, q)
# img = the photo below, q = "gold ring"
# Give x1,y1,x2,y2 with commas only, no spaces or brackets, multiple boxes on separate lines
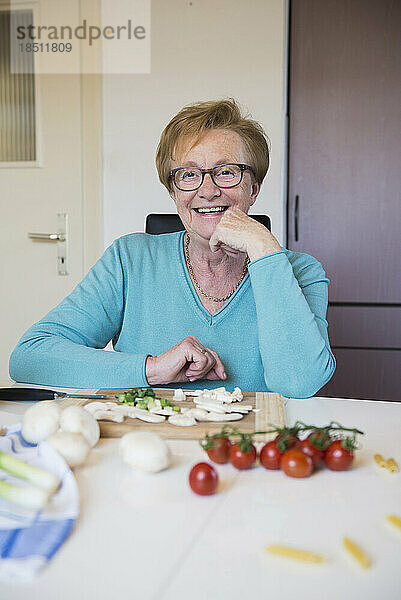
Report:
200,347,207,354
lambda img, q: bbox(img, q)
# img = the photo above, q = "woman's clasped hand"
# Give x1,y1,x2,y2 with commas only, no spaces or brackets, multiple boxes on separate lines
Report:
209,206,281,260
145,335,226,385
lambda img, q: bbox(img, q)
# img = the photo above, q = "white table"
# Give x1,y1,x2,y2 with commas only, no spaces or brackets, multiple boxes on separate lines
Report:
0,390,400,600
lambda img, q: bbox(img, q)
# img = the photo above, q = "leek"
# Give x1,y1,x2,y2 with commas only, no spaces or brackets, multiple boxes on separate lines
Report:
0,450,60,494
0,479,51,510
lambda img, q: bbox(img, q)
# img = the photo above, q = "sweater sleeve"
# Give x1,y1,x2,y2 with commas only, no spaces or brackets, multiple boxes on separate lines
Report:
248,250,336,398
9,241,149,388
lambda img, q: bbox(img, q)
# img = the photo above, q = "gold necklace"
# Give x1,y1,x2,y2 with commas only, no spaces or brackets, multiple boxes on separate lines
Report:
184,234,250,303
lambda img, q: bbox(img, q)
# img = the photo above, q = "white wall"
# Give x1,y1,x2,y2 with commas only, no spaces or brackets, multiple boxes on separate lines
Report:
103,0,288,248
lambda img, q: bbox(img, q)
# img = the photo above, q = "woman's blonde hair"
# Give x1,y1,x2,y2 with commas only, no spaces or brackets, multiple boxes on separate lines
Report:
156,99,270,192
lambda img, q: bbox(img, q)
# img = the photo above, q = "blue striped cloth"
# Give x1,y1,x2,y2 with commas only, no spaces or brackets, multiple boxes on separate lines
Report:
0,425,79,580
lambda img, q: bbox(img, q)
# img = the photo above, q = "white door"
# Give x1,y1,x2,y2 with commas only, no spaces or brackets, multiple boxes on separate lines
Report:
0,72,86,380
0,0,102,382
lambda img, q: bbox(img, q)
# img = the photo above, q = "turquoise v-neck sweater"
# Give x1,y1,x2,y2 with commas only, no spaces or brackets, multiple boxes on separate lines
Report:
9,231,335,397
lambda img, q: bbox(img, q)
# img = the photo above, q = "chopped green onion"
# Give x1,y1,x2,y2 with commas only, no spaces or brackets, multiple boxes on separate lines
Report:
172,406,180,412
0,451,60,494
0,479,52,510
115,387,166,410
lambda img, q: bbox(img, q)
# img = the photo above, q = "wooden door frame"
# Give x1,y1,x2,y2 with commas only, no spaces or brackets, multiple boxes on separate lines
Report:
80,0,103,272
80,72,103,272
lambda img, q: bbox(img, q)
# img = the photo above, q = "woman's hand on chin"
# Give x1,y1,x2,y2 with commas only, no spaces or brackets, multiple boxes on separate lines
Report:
145,335,226,385
209,207,282,261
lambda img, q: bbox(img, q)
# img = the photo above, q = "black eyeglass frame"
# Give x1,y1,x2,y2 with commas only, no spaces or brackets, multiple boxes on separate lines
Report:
168,163,255,191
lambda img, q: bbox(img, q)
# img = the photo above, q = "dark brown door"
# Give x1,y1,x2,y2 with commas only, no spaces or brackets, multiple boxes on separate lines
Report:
288,0,401,400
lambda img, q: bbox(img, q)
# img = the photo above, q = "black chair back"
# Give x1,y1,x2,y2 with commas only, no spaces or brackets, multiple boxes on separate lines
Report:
146,213,271,234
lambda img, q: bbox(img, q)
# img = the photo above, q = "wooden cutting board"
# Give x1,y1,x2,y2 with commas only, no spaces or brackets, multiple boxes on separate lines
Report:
63,389,286,441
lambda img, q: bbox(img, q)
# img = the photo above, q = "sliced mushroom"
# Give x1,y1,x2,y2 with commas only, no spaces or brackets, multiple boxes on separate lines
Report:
92,409,124,423
173,389,186,402
193,395,222,404
185,386,244,405
231,387,243,402
215,390,234,404
84,401,108,414
104,401,120,410
123,407,138,419
204,412,244,422
183,408,210,421
224,404,253,414
126,407,165,423
199,391,217,401
192,388,232,404
168,414,197,426
193,401,227,414
149,407,176,416
112,404,133,416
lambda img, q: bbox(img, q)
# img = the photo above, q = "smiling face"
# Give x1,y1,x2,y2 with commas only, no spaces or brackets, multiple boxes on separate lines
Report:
170,129,260,242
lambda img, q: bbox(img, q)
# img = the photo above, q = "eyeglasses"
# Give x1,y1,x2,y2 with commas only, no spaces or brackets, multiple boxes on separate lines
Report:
169,163,255,191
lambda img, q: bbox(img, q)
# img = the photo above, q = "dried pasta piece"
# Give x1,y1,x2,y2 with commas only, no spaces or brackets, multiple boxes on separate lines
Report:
373,454,399,473
386,458,399,473
343,537,371,569
374,454,387,468
386,515,401,531
266,544,325,563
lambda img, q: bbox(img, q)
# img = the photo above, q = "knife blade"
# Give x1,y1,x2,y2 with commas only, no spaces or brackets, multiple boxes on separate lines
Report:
0,388,108,401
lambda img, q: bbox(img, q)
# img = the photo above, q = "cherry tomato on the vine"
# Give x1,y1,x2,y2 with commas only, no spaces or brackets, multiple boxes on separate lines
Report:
275,432,301,451
189,462,218,495
307,430,332,450
229,443,257,470
259,441,282,470
299,439,324,468
280,449,314,478
206,436,232,465
324,440,354,471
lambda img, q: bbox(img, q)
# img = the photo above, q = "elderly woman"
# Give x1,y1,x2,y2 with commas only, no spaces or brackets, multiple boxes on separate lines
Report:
10,99,335,397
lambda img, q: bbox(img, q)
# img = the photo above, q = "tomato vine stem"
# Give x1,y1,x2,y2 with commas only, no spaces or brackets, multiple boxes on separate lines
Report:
200,422,364,454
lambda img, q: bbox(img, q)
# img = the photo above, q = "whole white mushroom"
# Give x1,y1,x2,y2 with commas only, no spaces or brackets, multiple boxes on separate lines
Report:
119,431,171,473
47,431,90,467
22,400,61,444
60,406,100,447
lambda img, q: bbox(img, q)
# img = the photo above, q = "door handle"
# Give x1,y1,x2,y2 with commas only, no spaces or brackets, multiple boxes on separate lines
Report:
28,232,65,241
27,213,68,275
294,195,299,242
